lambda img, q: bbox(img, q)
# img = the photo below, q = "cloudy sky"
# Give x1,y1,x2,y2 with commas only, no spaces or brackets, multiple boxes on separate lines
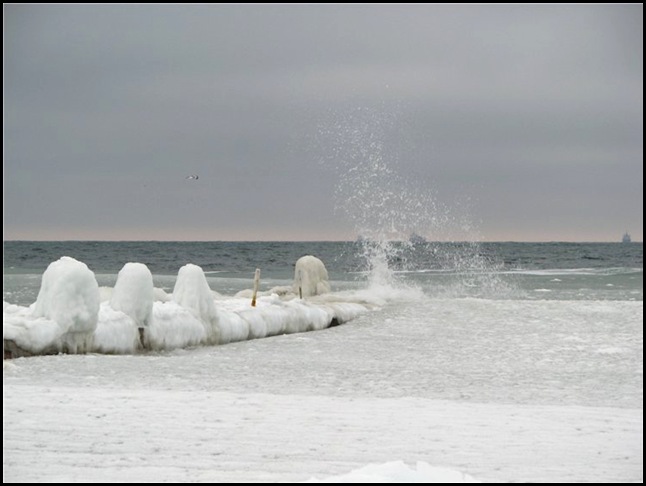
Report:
4,4,643,242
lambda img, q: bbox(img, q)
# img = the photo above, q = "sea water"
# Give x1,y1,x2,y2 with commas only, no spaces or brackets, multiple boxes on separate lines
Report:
3,240,642,301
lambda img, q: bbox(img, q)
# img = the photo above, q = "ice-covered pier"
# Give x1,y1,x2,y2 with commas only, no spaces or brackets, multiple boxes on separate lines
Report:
4,255,373,358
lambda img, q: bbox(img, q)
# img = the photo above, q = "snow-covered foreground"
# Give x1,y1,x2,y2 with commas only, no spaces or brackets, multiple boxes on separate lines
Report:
4,294,643,483
3,376,641,483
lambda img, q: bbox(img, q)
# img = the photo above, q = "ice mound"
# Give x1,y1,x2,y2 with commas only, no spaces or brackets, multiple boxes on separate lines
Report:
235,255,332,301
94,302,141,354
293,255,331,297
172,263,220,344
110,263,154,328
94,263,155,354
3,303,63,355
3,257,100,355
148,301,207,350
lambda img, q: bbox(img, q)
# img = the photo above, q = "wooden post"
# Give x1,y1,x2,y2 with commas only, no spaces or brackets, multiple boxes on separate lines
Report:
251,268,261,307
298,269,303,299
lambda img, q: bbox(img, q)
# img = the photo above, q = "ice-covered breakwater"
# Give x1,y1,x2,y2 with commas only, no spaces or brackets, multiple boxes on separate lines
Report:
3,255,372,358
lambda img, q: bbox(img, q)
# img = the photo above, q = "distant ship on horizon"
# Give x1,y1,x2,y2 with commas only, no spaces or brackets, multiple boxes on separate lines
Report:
409,232,428,244
622,231,631,243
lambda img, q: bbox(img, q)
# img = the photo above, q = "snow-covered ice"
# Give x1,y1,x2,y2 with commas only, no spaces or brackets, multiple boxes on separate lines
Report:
3,295,643,483
305,460,480,483
2,364,641,483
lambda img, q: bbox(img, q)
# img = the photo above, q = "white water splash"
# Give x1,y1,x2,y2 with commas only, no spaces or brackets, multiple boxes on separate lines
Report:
318,106,517,298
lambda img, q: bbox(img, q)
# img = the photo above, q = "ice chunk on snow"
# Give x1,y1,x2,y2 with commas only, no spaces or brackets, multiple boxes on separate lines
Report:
110,263,154,328
3,257,100,355
148,301,207,350
172,264,219,344
33,256,100,334
31,256,100,353
93,264,154,353
293,255,331,297
3,303,63,354
216,308,250,344
305,460,480,483
94,303,140,354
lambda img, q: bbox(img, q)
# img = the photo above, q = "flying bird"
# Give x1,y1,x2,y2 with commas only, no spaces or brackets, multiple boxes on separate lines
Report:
186,175,199,180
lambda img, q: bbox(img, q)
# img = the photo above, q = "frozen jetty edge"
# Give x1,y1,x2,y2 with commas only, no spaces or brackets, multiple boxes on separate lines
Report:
4,255,374,358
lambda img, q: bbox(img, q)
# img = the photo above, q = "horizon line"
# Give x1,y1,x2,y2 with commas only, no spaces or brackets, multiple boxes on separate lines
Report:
4,239,643,244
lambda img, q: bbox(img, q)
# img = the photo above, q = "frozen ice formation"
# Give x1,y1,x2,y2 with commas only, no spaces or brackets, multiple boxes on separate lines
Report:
4,255,371,357
293,255,331,297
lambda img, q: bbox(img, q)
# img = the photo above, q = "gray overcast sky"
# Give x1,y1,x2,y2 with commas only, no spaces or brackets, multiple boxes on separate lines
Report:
4,4,643,241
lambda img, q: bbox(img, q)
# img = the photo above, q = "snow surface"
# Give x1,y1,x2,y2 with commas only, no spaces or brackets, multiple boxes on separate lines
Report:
2,368,642,483
3,294,643,483
305,460,480,483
